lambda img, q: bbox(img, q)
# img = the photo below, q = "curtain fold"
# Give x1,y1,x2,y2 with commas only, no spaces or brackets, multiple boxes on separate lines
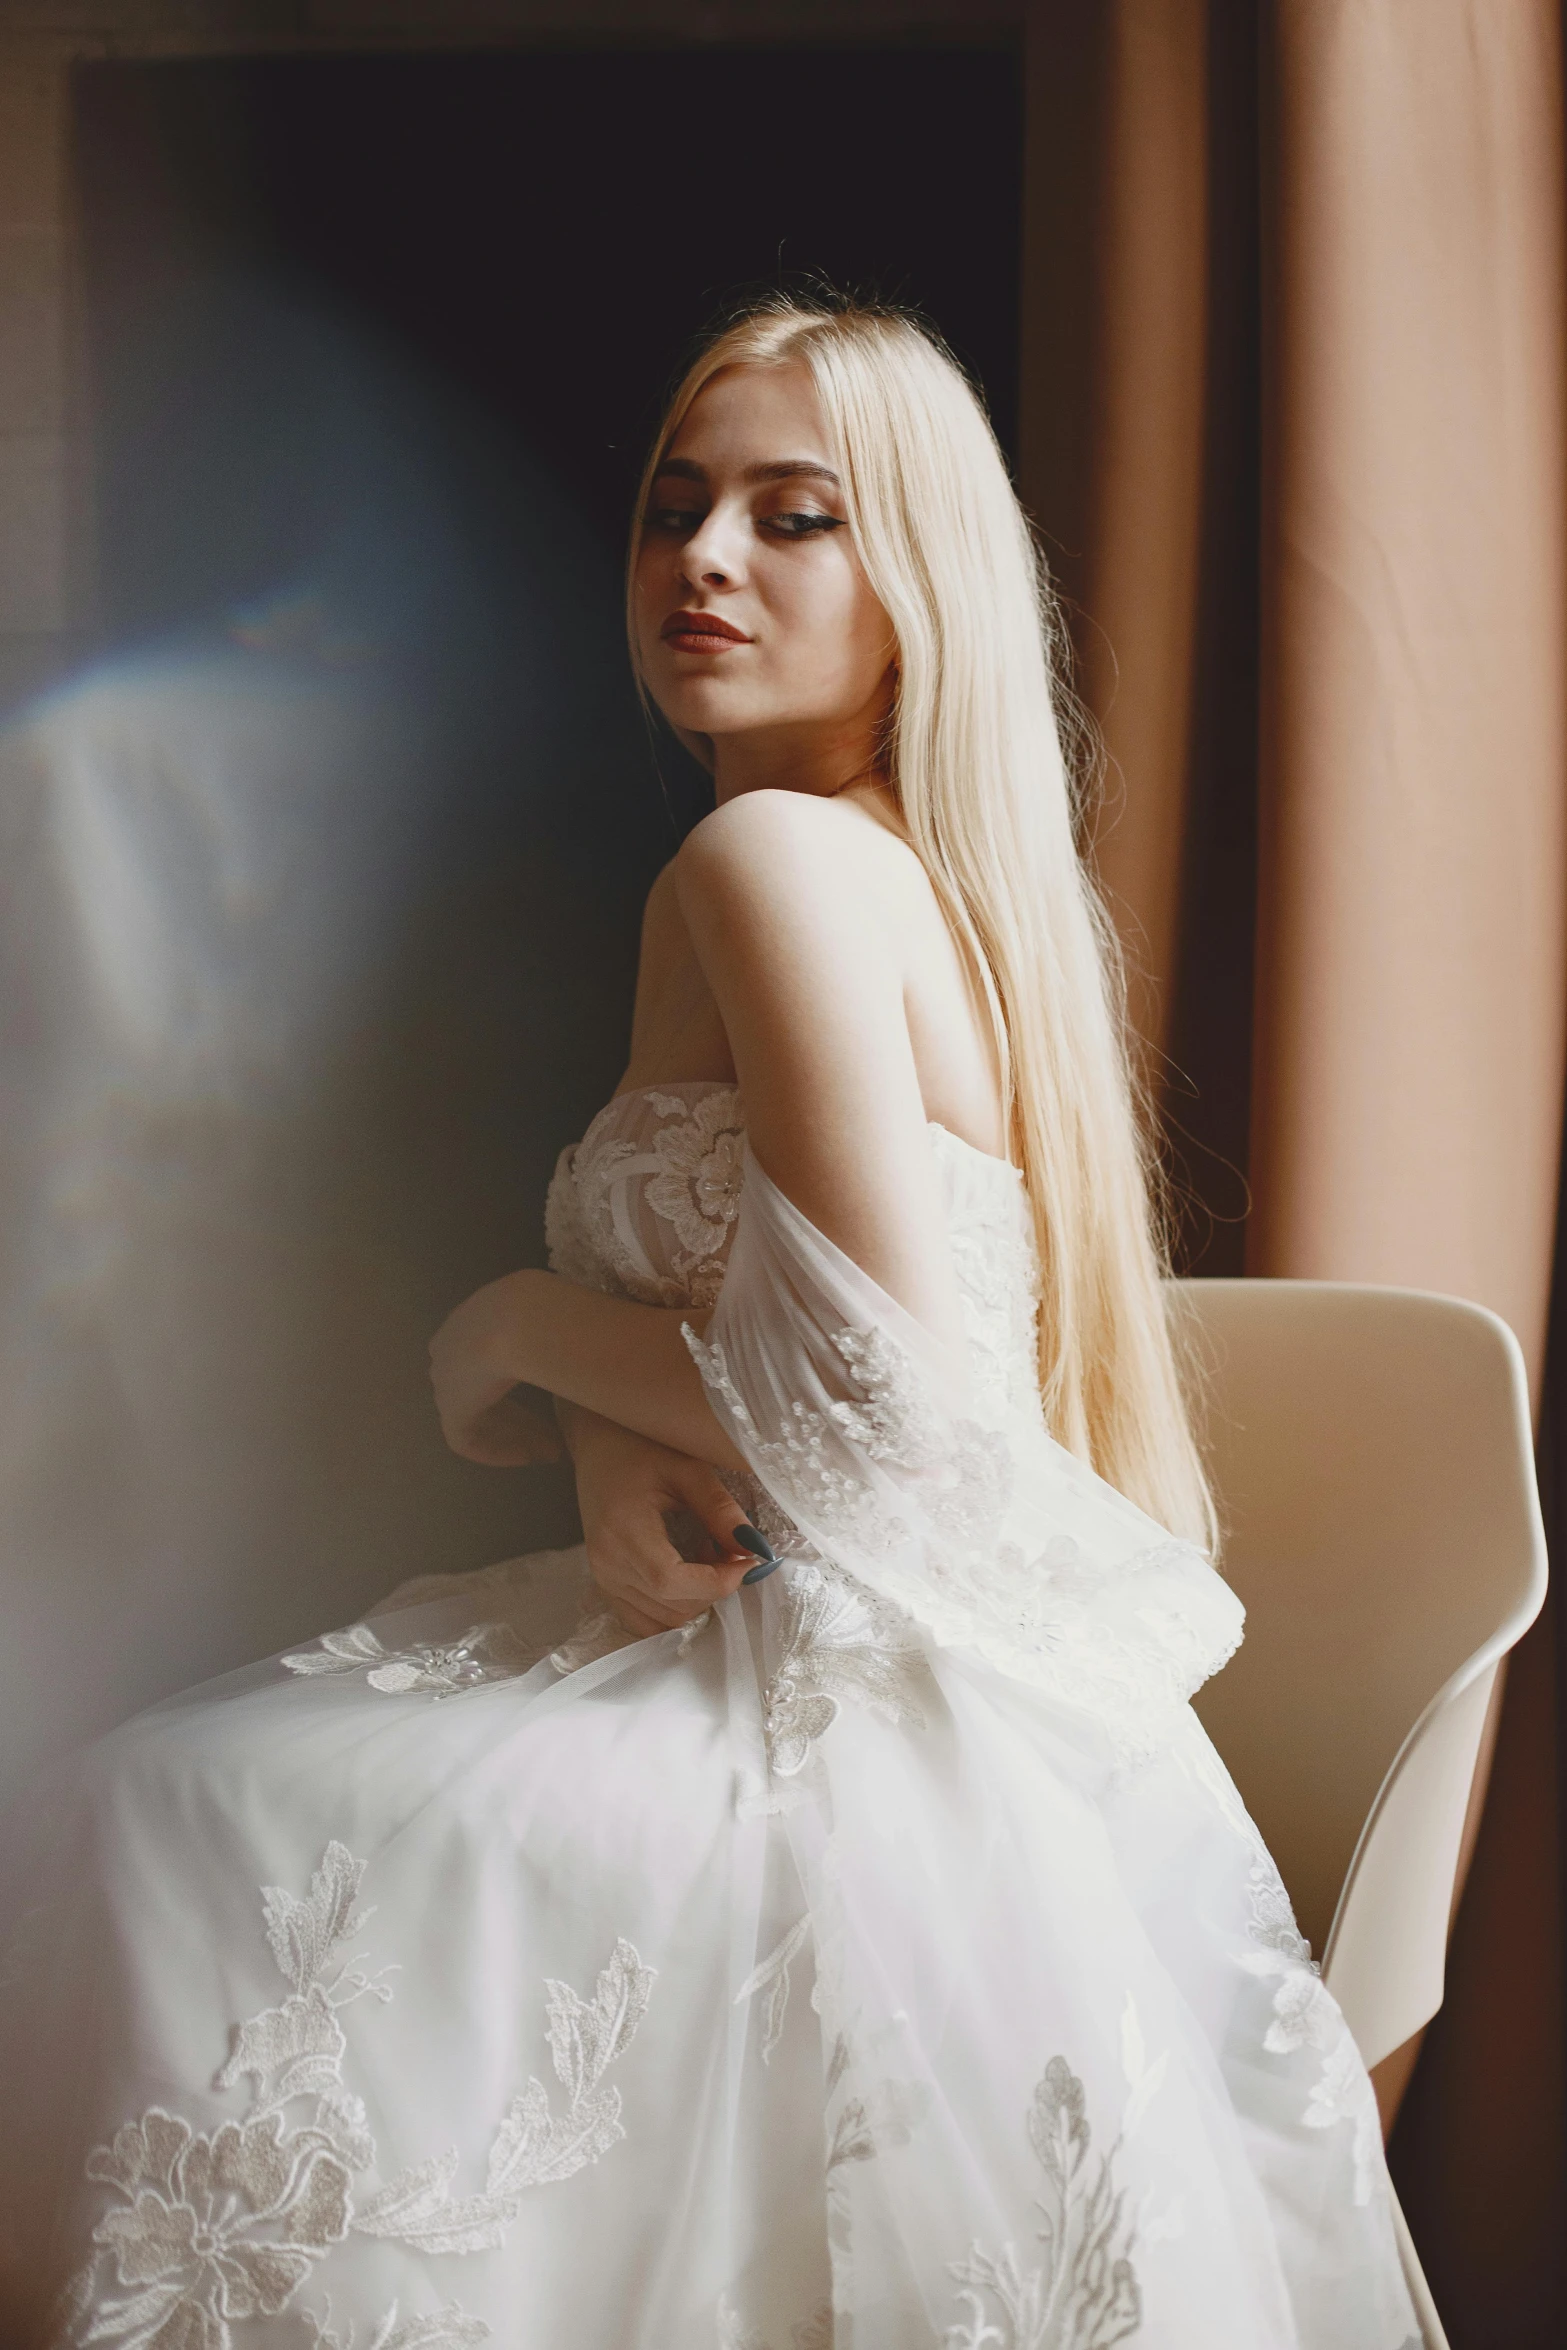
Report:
1078,0,1210,1058
1252,0,1567,1380
1255,15,1567,2334
1023,4,1567,2341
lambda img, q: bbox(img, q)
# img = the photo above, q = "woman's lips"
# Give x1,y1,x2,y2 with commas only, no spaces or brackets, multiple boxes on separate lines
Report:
660,611,751,655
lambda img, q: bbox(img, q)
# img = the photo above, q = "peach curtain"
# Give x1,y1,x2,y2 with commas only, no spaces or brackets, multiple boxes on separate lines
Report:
1258,11,1567,2341
1023,2,1567,2341
1252,0,1567,1376
1075,0,1209,1059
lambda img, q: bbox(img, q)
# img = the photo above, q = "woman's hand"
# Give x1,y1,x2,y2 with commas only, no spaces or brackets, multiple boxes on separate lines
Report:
562,1404,759,1638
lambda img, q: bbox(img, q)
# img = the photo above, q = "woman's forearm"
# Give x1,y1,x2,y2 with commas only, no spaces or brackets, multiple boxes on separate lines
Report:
493,1271,746,1470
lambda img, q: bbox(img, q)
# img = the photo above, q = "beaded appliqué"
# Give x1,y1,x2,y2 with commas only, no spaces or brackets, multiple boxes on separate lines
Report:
946,2016,1157,2350
54,1843,653,2347
642,1087,746,1274
763,1559,929,1777
281,1621,538,1698
683,1324,996,1564
687,1316,1235,1768
549,1087,1242,1768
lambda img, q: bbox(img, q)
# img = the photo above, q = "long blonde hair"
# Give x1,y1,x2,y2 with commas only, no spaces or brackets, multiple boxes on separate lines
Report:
628,294,1216,1550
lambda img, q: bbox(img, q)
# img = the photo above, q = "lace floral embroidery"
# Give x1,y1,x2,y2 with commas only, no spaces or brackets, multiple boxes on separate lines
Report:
689,1315,1012,1579
547,1085,1241,1767
352,1938,656,2253
55,1841,381,2348
1240,1858,1381,2205
59,2108,354,2346
934,1128,1043,1423
827,2078,930,2171
946,2029,1152,2350
56,1842,654,2347
643,1088,746,1272
820,2028,933,2175
823,1327,949,1467
687,1319,1236,1769
718,2299,834,2350
763,1560,929,1777
545,1086,745,1311
304,2303,489,2349
685,1332,878,1555
281,1622,537,1698
1177,1728,1382,2208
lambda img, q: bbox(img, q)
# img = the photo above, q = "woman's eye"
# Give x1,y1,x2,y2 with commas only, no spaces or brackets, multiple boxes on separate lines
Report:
763,511,846,539
646,507,704,535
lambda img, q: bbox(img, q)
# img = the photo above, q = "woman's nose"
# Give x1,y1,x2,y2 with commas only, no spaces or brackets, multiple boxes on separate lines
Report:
679,507,746,590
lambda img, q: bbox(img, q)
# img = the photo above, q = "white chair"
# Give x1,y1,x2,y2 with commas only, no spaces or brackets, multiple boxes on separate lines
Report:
1175,1279,1549,2350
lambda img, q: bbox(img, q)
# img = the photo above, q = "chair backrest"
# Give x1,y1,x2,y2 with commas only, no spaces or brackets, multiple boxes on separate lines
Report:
1175,1280,1547,2068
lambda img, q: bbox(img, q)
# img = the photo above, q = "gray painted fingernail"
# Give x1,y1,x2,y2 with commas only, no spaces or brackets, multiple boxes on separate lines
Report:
734,1523,779,1585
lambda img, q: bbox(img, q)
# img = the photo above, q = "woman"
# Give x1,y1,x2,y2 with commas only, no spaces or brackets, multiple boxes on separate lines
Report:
0,297,1418,2349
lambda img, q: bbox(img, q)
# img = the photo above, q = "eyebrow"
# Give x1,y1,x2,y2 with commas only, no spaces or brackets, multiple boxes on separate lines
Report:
653,456,842,488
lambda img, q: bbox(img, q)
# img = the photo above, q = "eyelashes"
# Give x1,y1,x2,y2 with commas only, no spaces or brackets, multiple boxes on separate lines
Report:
765,512,846,539
642,507,847,541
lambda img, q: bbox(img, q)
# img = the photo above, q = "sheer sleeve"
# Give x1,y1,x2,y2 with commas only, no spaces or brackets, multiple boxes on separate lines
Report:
684,1143,1245,1765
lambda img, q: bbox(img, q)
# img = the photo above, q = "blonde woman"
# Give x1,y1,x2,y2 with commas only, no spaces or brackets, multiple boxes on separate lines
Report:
0,297,1417,2350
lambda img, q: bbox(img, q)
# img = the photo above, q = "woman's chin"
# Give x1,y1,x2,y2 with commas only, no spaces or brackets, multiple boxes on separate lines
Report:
656,684,767,737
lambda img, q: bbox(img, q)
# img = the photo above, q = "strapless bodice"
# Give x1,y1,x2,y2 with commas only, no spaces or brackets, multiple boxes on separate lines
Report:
544,1080,1043,1422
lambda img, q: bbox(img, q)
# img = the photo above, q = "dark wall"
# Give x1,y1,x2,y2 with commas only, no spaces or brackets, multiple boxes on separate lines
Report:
0,46,1025,1795
68,40,1026,1213
75,46,1023,622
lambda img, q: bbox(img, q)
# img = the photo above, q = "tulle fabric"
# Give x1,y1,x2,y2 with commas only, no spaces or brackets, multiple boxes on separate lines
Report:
0,1091,1419,2349
685,1146,1249,1766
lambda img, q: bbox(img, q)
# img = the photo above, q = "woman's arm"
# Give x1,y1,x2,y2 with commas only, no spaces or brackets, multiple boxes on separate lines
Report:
428,1273,746,1467
674,788,968,1348
431,789,963,1461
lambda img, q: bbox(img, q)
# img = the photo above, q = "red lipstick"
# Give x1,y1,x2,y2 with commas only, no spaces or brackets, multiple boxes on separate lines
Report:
660,609,751,654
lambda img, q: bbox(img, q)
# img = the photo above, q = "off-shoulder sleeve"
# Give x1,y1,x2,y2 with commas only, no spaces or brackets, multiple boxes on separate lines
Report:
684,1143,1245,1764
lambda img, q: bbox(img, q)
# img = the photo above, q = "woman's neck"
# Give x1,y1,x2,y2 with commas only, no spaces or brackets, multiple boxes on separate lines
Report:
710,662,896,806
710,724,884,806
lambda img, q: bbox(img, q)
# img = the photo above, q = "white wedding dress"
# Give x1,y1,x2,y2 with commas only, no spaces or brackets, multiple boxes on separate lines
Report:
0,1082,1420,2350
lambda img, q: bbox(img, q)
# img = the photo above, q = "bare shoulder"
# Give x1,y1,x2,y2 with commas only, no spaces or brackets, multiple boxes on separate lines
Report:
670,788,966,1342
675,788,904,928
679,785,896,866
639,855,684,941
